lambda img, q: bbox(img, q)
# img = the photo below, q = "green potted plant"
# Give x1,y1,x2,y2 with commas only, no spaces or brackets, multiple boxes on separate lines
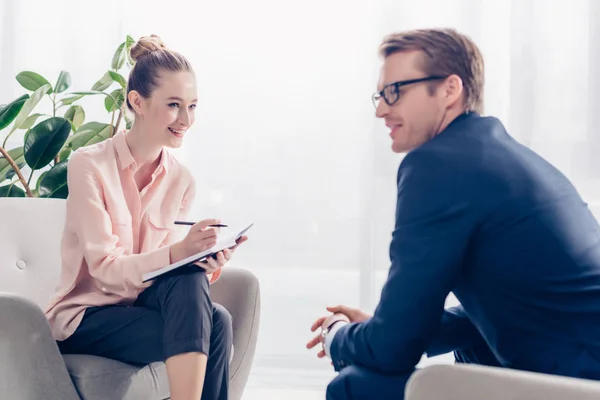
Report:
0,35,136,198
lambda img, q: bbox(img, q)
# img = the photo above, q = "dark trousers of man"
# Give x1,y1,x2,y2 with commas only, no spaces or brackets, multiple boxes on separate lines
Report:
326,341,501,400
58,267,232,400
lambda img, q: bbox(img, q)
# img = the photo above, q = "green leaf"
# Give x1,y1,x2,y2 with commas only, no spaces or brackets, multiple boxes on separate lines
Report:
58,146,71,161
19,113,44,130
111,42,126,70
55,71,71,93
124,113,133,130
0,94,29,130
0,147,25,182
69,91,116,111
35,170,48,192
91,71,114,91
71,90,113,97
104,89,124,112
108,71,127,88
126,35,136,65
8,84,52,135
38,160,69,198
5,163,25,180
24,117,71,170
64,105,85,129
60,94,84,106
0,184,26,197
16,71,52,93
66,122,111,151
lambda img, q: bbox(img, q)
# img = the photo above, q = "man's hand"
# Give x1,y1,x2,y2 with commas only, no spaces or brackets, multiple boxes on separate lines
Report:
306,303,371,360
306,312,350,358
326,305,371,323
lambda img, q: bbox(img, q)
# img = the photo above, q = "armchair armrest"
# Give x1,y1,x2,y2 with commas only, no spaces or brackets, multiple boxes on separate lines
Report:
0,293,80,400
406,364,600,400
209,267,261,400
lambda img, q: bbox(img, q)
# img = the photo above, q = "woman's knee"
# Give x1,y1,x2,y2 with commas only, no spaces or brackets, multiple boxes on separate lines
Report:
166,267,210,292
156,268,212,326
212,303,233,343
160,268,211,308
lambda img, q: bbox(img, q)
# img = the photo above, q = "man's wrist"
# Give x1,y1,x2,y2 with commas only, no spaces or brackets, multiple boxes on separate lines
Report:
323,320,348,358
327,320,344,332
326,314,350,330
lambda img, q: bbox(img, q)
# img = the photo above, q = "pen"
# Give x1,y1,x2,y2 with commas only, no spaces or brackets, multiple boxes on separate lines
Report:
174,221,228,227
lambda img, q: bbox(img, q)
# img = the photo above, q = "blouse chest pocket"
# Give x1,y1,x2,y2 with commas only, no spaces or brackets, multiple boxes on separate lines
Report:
147,213,177,246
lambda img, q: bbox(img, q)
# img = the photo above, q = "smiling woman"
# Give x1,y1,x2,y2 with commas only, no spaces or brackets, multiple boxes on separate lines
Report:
125,35,198,154
41,34,247,400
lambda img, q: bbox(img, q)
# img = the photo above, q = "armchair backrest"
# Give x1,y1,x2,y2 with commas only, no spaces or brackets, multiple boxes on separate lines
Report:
0,198,65,308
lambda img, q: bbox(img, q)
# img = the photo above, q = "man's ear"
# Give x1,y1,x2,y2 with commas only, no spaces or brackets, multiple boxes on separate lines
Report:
128,90,144,116
443,74,464,108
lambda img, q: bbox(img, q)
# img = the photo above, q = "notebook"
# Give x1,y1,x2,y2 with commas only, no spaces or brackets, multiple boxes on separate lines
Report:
142,223,254,282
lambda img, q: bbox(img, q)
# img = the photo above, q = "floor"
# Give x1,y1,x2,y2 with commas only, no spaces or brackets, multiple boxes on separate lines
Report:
242,387,324,400
240,353,455,399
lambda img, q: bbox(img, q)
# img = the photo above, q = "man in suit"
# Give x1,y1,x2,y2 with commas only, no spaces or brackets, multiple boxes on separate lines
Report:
307,28,600,399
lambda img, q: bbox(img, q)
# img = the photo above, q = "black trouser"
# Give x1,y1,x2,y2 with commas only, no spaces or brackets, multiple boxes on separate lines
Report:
58,267,232,400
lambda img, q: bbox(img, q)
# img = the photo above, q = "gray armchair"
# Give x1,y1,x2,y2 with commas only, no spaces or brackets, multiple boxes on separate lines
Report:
0,198,260,400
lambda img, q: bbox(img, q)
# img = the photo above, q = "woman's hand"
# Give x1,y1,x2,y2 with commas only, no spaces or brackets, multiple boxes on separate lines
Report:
195,235,249,273
169,219,221,263
194,248,232,273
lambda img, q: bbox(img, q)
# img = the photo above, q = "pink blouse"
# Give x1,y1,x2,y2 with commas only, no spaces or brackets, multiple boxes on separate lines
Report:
44,131,220,340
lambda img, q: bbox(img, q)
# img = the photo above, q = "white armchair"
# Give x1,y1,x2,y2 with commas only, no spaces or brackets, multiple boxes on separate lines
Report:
406,357,600,399
0,197,261,400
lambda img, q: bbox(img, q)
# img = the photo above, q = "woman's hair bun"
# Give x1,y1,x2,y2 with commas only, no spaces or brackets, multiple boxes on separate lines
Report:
130,34,167,62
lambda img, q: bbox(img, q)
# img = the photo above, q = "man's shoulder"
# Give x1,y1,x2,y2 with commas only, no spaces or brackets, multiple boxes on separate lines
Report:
395,116,511,209
397,142,462,185
398,114,509,179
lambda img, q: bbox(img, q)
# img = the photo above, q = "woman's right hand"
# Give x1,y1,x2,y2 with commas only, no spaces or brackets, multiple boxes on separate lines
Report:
169,219,222,263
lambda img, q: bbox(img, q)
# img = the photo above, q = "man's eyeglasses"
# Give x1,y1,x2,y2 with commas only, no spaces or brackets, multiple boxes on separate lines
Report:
371,76,447,108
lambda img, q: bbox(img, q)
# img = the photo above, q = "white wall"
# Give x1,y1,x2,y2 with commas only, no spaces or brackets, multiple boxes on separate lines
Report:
2,0,599,387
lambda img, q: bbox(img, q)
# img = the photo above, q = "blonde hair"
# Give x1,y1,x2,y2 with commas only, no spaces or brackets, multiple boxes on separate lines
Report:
126,34,193,111
379,28,485,114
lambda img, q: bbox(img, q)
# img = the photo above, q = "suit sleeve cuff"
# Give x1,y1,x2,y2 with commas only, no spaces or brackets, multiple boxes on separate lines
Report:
324,321,348,358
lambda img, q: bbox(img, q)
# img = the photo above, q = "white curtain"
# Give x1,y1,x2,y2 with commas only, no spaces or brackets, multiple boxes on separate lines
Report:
2,0,599,389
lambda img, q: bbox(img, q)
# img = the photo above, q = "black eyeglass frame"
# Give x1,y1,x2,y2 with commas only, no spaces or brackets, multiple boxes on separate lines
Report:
372,76,448,107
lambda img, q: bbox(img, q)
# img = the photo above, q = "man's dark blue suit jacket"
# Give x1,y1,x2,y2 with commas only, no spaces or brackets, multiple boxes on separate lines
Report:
330,112,600,380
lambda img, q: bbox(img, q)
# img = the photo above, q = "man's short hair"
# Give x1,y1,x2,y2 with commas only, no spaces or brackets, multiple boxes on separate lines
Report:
379,28,485,114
